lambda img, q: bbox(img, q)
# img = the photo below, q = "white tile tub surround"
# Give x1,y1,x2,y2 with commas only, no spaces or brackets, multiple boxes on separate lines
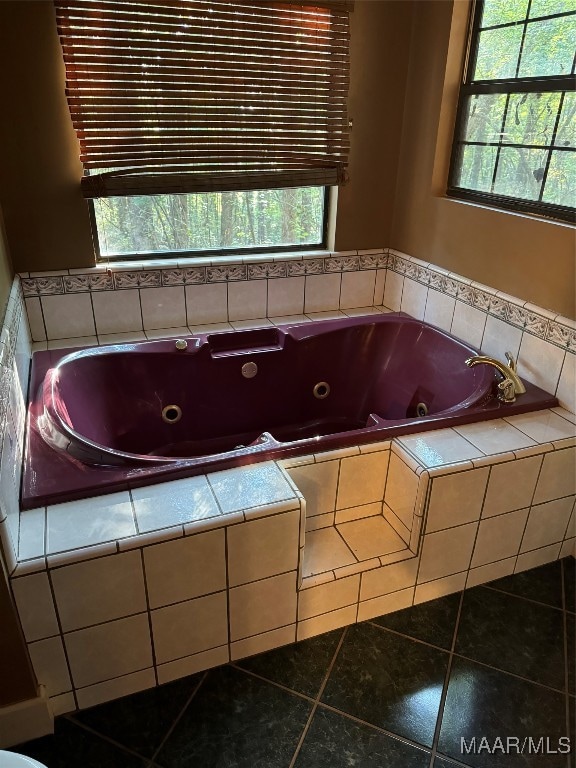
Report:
6,251,576,721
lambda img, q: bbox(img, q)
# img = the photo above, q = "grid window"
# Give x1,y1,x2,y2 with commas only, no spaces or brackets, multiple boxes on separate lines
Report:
448,0,576,222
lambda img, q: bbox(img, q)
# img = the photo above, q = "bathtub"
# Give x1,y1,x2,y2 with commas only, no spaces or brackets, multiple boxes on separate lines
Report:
22,313,557,508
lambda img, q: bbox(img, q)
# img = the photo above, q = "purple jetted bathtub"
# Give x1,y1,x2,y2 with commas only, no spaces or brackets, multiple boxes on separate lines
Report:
22,313,557,508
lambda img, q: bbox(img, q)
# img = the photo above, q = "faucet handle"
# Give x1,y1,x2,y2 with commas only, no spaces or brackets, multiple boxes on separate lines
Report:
497,378,516,403
505,351,517,371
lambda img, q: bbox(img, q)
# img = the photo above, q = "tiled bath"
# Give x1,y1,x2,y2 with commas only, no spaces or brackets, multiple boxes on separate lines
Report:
0,248,574,741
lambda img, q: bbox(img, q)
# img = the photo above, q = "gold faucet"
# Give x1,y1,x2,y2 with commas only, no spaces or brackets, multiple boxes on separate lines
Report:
465,352,526,402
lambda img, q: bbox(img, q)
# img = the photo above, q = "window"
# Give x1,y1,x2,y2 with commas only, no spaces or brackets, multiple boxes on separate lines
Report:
54,0,352,259
448,0,575,223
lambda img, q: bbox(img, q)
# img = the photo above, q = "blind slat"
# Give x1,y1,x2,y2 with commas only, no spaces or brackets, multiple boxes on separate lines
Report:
55,0,351,197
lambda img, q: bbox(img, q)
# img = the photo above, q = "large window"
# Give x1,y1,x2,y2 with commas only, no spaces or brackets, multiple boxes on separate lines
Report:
54,0,352,259
448,0,575,223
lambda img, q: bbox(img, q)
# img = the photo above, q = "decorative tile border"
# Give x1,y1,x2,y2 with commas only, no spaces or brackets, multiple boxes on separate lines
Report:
387,250,576,351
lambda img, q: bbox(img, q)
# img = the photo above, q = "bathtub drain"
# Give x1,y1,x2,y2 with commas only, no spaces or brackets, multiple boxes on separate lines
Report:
416,402,428,417
162,405,182,424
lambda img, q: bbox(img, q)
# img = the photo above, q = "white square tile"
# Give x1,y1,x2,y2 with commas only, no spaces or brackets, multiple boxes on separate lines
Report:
335,501,381,525
303,527,356,576
304,273,341,313
398,429,484,468
132,475,221,533
230,318,273,330
151,591,228,663
99,331,147,345
47,336,98,350
12,572,59,641
466,557,516,588
229,571,297,640
231,625,296,661
384,453,418,529
228,280,267,321
471,508,529,567
267,277,305,317
41,293,95,340
339,270,376,310
208,462,295,514
297,604,357,641
47,492,136,553
383,271,404,311
287,461,339,518
556,351,575,414
298,574,359,620
427,467,489,532
140,287,186,330
144,529,225,608
505,410,576,444
76,668,156,710
157,645,229,684
306,512,335,531
424,290,456,333
417,523,477,583
480,315,522,362
357,587,414,622
401,278,428,320
186,283,228,325
92,289,142,335
359,558,418,601
51,550,147,631
28,637,72,697
336,452,389,510
25,297,46,341
515,543,561,573
521,496,574,552
64,613,153,688
145,326,190,340
50,692,76,716
533,447,575,504
414,571,467,603
483,455,543,517
227,510,299,586
454,420,536,455
18,507,46,562
337,516,406,561
450,302,487,349
518,333,565,395
270,314,309,326
374,269,386,305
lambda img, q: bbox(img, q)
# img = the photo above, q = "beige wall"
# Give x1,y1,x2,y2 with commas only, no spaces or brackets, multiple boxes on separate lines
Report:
392,0,575,319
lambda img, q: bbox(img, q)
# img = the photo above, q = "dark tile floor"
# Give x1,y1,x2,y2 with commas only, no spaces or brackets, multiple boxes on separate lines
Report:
12,557,575,768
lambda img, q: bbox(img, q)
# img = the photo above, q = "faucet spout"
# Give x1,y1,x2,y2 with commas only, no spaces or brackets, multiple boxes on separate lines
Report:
465,354,526,395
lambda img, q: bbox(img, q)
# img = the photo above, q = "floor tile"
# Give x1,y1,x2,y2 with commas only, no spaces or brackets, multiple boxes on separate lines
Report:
566,612,574,694
438,657,568,768
563,556,575,613
15,716,147,767
487,560,563,608
433,757,473,768
234,629,343,698
371,593,461,650
70,674,200,759
321,622,448,747
456,587,565,690
295,707,431,768
155,665,311,767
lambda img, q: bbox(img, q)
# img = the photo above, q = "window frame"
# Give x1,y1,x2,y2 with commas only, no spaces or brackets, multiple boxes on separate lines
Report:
447,0,576,224
88,186,331,263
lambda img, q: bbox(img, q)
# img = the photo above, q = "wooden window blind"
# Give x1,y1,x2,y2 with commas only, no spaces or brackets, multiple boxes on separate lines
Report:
54,0,352,198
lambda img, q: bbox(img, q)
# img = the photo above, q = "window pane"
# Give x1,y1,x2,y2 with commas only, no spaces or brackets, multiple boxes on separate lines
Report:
555,92,576,147
461,94,508,143
503,92,562,146
542,149,576,205
94,187,325,257
518,16,576,77
530,0,576,18
481,0,528,28
492,147,549,199
473,26,523,80
457,144,499,192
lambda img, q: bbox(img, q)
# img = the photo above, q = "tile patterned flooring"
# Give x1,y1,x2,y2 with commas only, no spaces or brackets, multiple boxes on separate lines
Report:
13,557,575,768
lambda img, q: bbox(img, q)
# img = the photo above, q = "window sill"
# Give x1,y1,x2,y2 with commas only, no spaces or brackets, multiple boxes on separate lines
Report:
442,195,575,229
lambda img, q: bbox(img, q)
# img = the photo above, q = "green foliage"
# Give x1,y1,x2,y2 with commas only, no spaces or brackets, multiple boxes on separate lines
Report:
94,187,324,257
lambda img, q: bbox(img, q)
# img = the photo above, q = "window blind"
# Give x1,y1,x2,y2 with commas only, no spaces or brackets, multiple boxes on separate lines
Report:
54,0,352,198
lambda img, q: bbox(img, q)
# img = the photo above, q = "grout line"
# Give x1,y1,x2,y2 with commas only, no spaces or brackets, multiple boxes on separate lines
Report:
45,569,79,711
515,454,546,570
139,549,159,687
64,713,158,763
287,625,348,768
483,582,565,612
150,669,209,763
428,589,466,767
561,560,572,768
